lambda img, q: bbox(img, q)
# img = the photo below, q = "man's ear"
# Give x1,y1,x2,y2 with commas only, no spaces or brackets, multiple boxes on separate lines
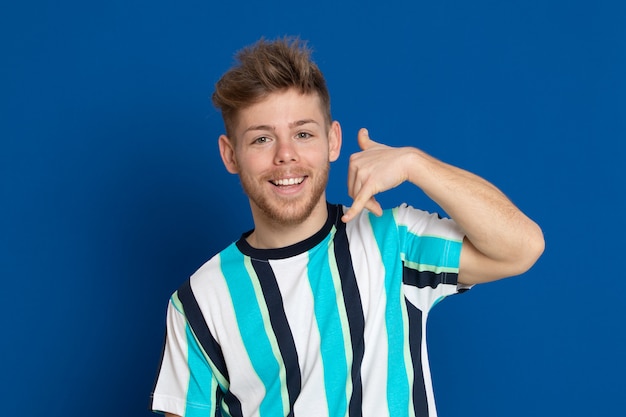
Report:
218,134,239,174
328,121,342,162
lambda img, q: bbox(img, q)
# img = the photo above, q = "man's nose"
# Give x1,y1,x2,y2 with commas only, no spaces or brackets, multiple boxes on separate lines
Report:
274,138,298,164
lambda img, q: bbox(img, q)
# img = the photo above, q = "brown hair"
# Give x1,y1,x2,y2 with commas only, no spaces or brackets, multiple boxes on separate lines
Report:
212,37,331,137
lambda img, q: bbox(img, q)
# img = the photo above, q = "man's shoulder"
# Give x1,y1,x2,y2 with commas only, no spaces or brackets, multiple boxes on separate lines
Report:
345,203,422,225
345,203,462,239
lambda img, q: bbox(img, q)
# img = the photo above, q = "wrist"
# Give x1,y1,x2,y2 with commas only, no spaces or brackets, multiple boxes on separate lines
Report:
404,147,432,185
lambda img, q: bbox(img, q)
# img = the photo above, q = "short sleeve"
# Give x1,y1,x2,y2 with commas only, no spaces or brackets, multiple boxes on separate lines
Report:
394,204,469,312
150,296,220,416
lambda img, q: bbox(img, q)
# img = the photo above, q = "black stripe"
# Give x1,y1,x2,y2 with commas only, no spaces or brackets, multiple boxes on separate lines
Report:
405,298,429,417
178,280,229,379
334,219,365,417
403,266,458,289
214,390,223,417
221,389,243,417
177,280,243,417
251,259,302,417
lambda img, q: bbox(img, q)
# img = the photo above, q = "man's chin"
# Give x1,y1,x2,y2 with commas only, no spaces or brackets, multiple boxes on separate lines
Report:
265,205,312,226
253,198,320,225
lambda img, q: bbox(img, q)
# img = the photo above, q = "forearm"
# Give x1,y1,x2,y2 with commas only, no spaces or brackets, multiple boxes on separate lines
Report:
405,148,544,282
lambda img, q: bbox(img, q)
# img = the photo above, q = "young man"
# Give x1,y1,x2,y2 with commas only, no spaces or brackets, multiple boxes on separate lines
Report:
150,38,544,417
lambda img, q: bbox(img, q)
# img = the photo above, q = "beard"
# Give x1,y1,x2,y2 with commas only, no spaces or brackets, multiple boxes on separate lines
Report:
239,163,330,227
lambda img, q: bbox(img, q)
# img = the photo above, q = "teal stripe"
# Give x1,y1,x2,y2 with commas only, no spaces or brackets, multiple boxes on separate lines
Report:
220,245,283,417
369,211,410,416
399,225,462,269
185,324,217,417
307,234,349,416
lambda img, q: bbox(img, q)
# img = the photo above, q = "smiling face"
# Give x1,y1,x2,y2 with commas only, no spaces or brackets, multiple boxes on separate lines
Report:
219,89,341,231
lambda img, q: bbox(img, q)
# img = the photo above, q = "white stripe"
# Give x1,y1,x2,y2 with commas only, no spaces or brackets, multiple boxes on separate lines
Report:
270,255,330,417
151,300,191,416
346,213,391,417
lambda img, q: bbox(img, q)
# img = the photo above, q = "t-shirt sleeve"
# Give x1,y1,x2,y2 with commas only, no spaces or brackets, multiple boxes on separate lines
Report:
150,295,220,416
395,204,470,312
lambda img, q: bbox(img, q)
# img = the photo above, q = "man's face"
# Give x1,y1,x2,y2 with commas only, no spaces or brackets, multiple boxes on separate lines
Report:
219,89,341,226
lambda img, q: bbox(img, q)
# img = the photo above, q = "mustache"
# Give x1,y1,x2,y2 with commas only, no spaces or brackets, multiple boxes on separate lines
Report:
261,169,311,182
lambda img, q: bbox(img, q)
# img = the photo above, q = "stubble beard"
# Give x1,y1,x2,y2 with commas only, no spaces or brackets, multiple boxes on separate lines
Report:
239,163,330,227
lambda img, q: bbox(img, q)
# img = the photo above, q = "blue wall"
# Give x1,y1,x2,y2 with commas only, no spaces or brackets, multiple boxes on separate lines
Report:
2,1,624,416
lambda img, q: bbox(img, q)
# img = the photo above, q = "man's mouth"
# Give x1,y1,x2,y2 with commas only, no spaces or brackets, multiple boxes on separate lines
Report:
270,177,305,186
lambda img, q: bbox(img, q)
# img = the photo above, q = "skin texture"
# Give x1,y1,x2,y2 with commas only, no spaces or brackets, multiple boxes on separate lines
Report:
219,89,341,249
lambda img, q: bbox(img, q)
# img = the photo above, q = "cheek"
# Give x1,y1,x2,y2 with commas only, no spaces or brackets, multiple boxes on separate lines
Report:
236,153,266,174
302,145,330,162
317,150,333,164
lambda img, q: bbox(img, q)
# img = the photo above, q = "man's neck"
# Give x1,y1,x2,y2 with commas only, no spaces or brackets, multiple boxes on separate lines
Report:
246,200,329,249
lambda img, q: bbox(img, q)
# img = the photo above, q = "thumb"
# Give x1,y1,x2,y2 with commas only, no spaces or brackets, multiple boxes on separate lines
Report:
357,128,377,150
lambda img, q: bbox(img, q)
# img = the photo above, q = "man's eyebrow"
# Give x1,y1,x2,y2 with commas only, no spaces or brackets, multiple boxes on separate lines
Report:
243,119,319,134
289,119,319,128
243,124,275,133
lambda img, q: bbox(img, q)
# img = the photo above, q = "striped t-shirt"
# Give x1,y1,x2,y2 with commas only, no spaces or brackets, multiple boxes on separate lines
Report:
151,203,467,417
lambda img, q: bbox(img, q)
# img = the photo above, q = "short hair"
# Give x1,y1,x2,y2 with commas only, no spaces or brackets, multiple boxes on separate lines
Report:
212,37,331,137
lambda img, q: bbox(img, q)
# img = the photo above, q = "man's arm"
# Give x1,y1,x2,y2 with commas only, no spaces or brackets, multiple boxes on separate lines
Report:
342,128,544,284
164,414,181,417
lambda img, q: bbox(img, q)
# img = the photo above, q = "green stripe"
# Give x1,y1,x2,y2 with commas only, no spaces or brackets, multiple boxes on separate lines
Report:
402,259,459,274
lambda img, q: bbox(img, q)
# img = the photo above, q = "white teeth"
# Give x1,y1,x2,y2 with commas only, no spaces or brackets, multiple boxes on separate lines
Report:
273,177,304,186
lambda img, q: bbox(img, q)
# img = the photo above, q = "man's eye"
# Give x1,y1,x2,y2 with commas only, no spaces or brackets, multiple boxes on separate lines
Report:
296,132,312,139
254,136,269,144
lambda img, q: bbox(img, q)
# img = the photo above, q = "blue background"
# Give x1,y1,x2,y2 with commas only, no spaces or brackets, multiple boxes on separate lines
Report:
1,0,624,416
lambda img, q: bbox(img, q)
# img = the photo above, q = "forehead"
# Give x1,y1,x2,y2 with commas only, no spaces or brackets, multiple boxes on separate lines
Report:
233,90,325,135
